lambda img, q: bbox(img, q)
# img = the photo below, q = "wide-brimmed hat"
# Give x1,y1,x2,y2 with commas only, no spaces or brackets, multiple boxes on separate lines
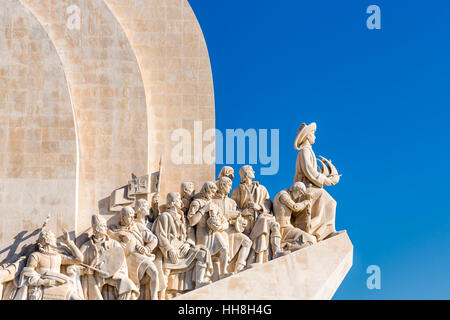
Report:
294,122,316,150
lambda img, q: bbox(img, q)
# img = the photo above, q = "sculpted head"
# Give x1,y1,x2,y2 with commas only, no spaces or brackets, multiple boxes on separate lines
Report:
37,230,57,249
200,181,218,200
92,214,108,237
167,192,183,211
217,177,233,196
180,182,195,200
239,165,255,182
218,166,234,180
135,199,149,220
120,206,135,226
294,122,317,150
289,182,307,200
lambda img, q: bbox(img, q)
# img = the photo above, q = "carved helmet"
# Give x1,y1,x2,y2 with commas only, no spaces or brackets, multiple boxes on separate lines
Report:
294,122,316,150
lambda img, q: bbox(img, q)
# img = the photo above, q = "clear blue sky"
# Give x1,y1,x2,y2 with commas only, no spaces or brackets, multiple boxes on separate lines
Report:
189,0,450,299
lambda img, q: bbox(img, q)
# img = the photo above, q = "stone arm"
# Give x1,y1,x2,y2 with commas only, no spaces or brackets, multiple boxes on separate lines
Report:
60,241,83,265
279,193,308,216
142,228,158,253
298,148,326,188
227,199,240,221
187,200,206,227
23,254,53,287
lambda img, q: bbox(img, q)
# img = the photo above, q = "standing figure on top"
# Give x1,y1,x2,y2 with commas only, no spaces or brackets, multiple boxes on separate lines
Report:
293,123,341,241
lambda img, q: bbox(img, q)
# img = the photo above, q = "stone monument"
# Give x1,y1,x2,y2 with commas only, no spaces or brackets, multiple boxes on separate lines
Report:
0,0,352,300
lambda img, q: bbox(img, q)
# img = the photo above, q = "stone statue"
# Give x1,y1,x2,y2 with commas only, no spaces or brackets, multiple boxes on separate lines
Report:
231,165,285,265
213,176,252,274
0,244,35,300
135,199,152,230
188,182,231,280
180,182,196,215
273,182,317,251
110,206,160,300
153,192,211,299
79,215,139,300
293,123,341,241
217,166,235,181
17,229,83,300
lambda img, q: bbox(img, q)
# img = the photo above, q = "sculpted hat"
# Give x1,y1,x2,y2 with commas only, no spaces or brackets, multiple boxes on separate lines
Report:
92,214,107,228
294,122,316,150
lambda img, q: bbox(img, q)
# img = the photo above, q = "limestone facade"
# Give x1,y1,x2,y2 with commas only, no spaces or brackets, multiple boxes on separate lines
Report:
0,0,215,262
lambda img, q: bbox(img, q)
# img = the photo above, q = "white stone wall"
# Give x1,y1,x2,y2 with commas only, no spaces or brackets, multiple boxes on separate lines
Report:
0,0,215,260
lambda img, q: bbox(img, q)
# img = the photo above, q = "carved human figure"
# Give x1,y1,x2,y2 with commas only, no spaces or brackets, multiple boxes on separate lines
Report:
213,177,252,274
231,165,285,264
217,166,235,181
273,182,317,251
79,215,139,300
17,230,83,300
180,182,196,215
153,192,211,299
188,182,231,279
135,199,152,230
110,206,160,300
293,123,341,241
0,244,34,300
147,193,161,227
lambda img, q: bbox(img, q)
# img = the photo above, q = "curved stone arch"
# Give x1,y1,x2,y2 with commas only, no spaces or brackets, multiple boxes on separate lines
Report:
103,0,216,198
19,0,150,234
0,0,78,262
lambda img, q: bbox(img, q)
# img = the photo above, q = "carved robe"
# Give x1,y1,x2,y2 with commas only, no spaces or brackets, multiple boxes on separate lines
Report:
294,145,336,240
153,208,207,292
17,250,81,300
212,195,251,263
231,182,278,254
79,236,138,300
112,222,161,299
188,197,228,256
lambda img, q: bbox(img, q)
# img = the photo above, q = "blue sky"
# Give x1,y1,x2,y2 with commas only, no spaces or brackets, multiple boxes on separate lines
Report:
189,0,450,299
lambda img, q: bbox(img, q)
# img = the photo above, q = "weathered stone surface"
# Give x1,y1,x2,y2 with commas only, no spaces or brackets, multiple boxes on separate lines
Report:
176,231,353,300
103,0,216,198
0,0,216,257
0,0,77,263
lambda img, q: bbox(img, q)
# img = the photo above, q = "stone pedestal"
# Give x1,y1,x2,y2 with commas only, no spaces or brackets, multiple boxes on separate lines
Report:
176,231,353,300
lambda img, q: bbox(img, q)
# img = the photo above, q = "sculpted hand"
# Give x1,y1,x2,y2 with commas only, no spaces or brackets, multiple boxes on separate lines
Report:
136,245,148,255
41,279,56,287
250,202,261,211
179,243,190,257
168,249,179,264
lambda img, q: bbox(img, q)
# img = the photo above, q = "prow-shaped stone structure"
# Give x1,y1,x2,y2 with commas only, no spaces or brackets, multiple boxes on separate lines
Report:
176,231,353,300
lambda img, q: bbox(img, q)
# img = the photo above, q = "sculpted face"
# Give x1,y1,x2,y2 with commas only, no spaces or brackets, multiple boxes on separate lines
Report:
183,184,195,199
121,208,135,226
172,193,183,210
221,180,232,195
94,222,108,237
245,166,255,180
136,200,149,218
